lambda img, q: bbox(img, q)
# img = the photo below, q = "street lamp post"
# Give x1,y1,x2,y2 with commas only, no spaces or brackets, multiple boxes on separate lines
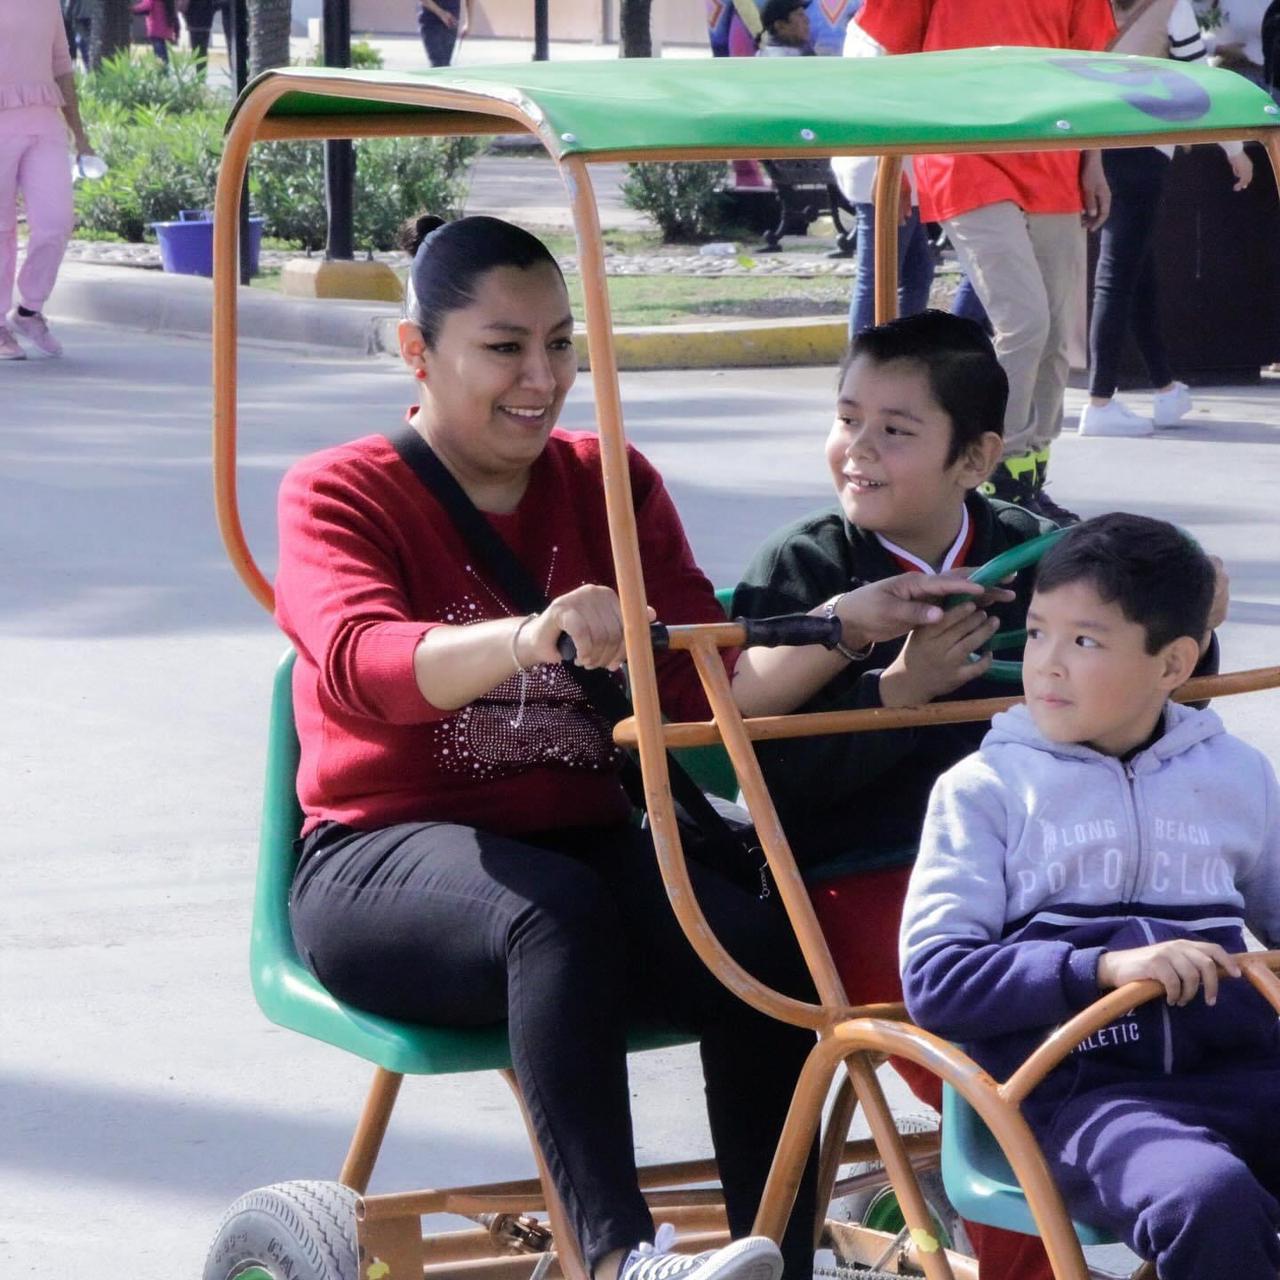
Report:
534,0,549,60
322,0,355,261
231,0,250,284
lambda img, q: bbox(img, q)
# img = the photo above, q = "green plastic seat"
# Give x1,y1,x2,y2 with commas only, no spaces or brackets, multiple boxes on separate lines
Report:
252,650,695,1076
941,1084,1112,1245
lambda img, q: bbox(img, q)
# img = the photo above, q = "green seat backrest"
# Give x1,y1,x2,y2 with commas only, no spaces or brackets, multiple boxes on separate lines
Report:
940,1084,1112,1245
252,651,693,1074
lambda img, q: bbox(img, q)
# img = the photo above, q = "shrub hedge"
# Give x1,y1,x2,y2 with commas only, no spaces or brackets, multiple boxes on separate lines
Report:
74,48,479,252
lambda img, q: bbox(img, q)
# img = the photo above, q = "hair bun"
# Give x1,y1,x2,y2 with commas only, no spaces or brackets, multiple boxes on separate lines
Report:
398,214,447,257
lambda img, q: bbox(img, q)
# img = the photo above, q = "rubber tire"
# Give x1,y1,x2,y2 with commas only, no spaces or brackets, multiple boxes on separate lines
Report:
203,1180,358,1280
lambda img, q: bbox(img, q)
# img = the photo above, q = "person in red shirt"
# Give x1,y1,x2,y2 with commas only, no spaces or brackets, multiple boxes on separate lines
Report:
275,213,1000,1280
854,0,1117,524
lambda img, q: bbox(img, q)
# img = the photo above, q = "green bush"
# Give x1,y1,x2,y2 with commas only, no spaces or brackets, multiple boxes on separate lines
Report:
74,45,479,251
350,40,385,69
79,47,227,115
250,136,481,252
75,104,225,240
621,162,733,242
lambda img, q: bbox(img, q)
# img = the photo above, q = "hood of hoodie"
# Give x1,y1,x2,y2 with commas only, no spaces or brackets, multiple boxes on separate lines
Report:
984,699,1224,764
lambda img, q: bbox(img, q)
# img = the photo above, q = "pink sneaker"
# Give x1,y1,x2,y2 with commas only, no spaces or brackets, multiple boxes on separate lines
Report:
9,309,62,357
0,325,25,360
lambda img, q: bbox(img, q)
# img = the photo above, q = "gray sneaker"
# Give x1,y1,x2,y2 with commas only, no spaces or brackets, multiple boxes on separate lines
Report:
9,309,62,357
0,324,25,360
619,1225,783,1280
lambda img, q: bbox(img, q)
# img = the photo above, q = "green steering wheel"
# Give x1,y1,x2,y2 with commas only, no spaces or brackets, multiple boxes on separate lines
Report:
963,527,1069,684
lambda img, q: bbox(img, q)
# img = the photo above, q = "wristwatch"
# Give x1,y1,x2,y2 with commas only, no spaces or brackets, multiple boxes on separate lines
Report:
821,592,874,663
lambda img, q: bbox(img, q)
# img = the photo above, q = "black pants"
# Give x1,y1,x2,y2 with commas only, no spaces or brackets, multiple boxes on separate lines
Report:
185,0,230,70
417,8,459,67
1088,147,1174,399
291,820,819,1276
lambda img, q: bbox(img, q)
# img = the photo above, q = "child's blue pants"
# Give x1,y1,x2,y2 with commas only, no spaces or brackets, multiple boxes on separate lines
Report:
1028,1057,1280,1280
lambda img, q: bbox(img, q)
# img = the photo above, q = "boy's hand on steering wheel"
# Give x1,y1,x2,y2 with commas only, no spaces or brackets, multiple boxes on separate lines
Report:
879,601,1001,707
521,585,654,673
1097,939,1242,1007
837,572,1013,653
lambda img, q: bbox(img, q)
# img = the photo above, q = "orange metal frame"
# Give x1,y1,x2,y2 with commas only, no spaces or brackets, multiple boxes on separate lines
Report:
212,71,1280,1280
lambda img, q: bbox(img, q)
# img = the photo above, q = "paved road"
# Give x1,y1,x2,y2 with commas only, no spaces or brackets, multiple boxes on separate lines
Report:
4,322,1278,1276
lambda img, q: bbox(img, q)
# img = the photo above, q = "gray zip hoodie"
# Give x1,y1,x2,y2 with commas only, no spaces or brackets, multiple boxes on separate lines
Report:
900,701,1280,1088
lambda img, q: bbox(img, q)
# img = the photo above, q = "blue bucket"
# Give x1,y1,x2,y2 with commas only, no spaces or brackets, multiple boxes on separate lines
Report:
150,209,264,278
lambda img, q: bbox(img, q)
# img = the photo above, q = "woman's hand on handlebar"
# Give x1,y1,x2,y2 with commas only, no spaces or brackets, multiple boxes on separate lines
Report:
520,585,654,672
837,572,1014,652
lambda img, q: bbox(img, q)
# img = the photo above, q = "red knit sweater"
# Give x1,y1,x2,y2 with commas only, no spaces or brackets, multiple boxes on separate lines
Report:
275,428,731,836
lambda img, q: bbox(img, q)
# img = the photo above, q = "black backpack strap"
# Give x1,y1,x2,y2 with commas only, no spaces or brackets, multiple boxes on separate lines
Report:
386,427,760,880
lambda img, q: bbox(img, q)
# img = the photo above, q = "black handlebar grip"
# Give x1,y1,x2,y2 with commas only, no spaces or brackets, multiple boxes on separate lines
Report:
556,614,838,663
739,613,843,649
556,623,670,664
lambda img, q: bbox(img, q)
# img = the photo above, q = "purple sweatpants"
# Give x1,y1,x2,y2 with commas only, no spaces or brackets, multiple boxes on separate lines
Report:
0,132,74,314
1029,1057,1280,1280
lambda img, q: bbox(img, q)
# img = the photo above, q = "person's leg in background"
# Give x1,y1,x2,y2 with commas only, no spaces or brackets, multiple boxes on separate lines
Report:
150,36,171,63
950,274,991,332
944,201,1049,510
0,136,26,359
848,202,879,336
849,204,936,337
1080,148,1170,440
185,0,214,74
898,208,937,320
1116,152,1189,429
417,8,459,68
7,133,74,358
1022,211,1086,523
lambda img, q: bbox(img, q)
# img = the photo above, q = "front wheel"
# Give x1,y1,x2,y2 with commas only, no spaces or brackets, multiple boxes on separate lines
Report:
204,1180,358,1280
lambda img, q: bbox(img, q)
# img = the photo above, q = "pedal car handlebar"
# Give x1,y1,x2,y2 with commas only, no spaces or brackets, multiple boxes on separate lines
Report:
555,612,840,663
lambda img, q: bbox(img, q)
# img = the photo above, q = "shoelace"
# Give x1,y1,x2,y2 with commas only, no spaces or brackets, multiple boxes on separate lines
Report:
624,1224,703,1280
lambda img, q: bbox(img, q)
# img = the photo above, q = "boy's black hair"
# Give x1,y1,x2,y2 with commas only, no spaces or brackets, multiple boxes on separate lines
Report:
1034,513,1215,653
839,309,1008,466
760,0,807,32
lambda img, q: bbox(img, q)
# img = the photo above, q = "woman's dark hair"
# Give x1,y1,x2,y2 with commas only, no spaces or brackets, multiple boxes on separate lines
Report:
1034,513,1215,653
838,310,1008,465
399,214,564,347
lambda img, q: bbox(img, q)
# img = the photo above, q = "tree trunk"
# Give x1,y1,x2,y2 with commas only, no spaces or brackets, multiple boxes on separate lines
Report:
89,0,133,69
248,0,294,77
620,0,653,58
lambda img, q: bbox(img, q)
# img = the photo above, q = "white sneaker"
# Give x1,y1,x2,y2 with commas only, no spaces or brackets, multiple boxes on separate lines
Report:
1078,398,1153,438
0,325,25,360
1152,381,1192,428
619,1225,783,1280
9,309,63,357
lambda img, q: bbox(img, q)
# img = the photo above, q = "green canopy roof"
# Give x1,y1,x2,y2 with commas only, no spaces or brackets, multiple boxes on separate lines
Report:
240,48,1279,159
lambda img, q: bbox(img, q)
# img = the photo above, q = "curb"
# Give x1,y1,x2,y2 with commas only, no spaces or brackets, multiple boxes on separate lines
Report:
55,262,849,368
55,262,395,355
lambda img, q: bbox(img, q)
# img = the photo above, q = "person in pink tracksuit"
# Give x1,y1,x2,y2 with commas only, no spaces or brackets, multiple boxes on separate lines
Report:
0,0,94,360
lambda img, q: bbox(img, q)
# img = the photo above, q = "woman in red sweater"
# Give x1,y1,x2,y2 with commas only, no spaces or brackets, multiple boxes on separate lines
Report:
274,214,996,1280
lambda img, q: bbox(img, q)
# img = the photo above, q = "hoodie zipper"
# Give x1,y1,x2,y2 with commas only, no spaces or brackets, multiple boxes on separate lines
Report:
1135,917,1175,1073
1119,763,1174,1072
1116,759,1144,901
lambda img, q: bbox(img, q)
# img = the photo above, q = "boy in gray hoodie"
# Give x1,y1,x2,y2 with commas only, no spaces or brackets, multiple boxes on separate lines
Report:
900,512,1280,1280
